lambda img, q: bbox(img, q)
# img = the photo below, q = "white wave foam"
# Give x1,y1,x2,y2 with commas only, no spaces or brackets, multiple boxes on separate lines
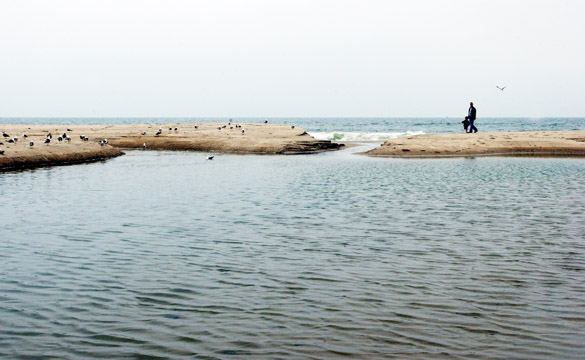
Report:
309,131,424,142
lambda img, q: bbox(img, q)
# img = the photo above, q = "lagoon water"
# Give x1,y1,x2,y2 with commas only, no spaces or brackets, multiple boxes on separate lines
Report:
2,118,585,358
1,141,585,359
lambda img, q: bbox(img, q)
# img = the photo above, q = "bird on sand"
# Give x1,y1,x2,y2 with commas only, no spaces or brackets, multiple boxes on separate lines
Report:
0,149,4,155
142,143,146,150
44,138,50,144
2,132,9,138
29,140,34,147
496,86,507,91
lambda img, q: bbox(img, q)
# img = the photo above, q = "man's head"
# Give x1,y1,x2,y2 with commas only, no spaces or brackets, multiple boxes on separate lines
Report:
470,102,473,106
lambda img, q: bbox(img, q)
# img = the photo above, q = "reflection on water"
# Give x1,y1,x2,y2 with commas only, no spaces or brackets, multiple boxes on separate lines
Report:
1,150,584,359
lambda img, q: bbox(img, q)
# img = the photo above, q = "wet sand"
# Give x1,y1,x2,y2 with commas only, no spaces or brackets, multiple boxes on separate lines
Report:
0,123,341,171
367,130,585,157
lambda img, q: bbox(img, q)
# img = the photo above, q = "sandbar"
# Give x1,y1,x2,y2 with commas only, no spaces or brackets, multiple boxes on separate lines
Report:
367,130,585,158
1,123,342,171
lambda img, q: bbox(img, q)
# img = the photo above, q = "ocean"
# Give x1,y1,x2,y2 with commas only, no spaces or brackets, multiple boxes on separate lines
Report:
1,118,585,359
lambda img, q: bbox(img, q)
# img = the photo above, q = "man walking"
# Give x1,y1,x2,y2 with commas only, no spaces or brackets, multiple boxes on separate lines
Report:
466,102,478,133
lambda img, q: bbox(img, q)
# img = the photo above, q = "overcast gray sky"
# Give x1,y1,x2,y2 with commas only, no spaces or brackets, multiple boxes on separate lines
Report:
1,0,583,117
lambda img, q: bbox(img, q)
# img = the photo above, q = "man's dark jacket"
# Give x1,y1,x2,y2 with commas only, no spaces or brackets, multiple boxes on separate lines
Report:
468,106,477,121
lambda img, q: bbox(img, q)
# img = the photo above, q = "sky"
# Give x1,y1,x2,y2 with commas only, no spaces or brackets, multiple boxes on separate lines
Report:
0,0,584,117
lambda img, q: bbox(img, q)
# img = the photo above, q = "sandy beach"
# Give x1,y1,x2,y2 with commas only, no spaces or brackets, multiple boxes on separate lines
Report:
0,123,342,171
367,130,585,157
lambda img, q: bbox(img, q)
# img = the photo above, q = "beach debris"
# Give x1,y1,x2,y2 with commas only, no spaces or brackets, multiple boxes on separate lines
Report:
207,155,214,160
29,140,34,147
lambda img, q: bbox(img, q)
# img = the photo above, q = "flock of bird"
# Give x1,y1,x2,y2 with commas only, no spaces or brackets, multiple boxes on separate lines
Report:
1,120,296,159
1,129,97,153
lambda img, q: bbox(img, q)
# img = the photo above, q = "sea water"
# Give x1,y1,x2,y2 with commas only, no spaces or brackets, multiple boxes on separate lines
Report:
1,136,585,358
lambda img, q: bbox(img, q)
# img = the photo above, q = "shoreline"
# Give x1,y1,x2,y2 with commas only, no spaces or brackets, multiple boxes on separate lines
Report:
0,123,342,171
2,126,585,172
366,130,585,158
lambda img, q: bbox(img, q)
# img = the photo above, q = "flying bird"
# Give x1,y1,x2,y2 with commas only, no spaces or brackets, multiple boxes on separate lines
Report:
496,86,507,91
